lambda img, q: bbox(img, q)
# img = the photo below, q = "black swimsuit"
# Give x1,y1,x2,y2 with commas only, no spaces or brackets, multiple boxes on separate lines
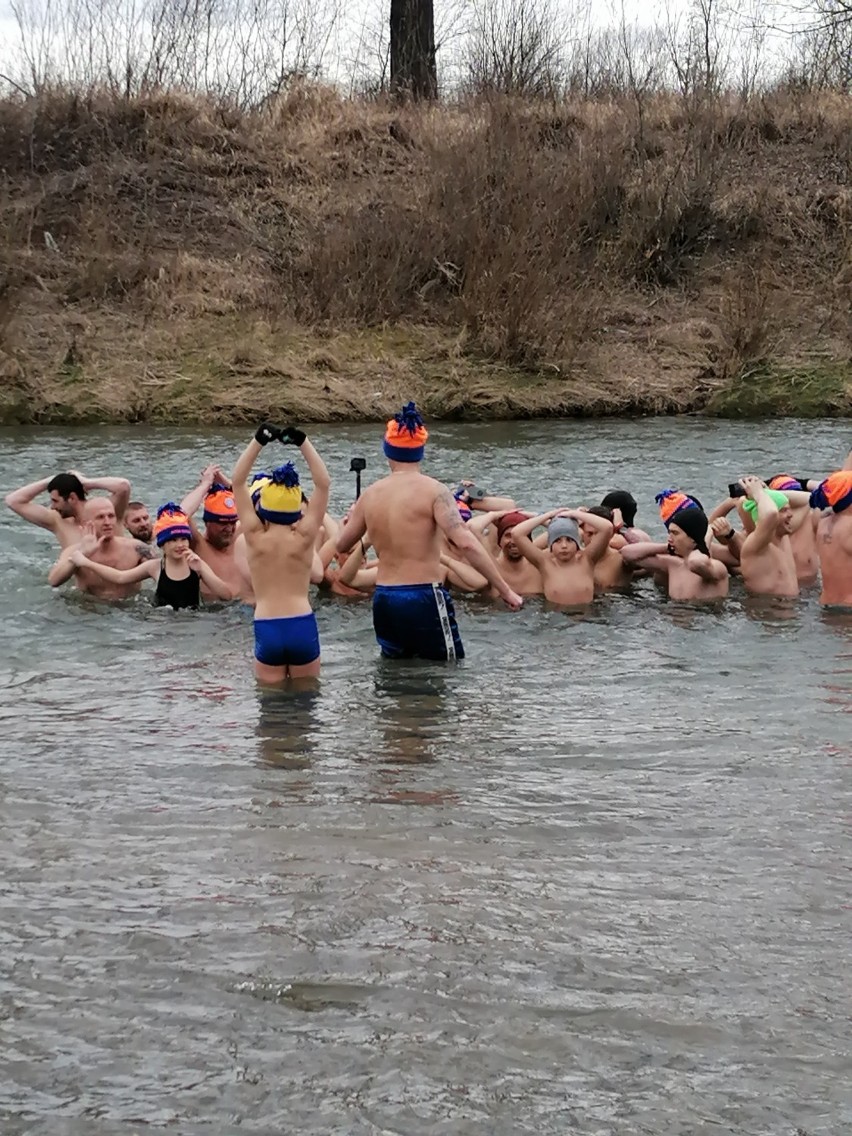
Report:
155,567,201,610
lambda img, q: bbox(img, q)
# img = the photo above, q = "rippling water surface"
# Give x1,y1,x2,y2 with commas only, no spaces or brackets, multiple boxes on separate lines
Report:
1,419,850,1135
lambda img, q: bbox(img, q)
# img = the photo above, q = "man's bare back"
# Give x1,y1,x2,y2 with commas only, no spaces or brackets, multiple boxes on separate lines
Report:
360,470,448,585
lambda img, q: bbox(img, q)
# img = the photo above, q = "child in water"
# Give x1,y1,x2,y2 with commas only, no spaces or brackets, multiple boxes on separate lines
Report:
69,503,232,608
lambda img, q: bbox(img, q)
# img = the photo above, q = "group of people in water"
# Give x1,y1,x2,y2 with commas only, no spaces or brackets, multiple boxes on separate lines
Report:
6,402,852,682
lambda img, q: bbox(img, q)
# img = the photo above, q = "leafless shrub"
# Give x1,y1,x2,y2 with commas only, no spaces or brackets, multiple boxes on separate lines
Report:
462,0,563,96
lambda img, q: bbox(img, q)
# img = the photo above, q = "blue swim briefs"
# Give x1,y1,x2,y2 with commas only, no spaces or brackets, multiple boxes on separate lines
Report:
372,583,465,661
254,612,320,668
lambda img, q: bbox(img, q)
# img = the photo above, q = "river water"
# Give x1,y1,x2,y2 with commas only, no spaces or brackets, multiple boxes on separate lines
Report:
1,419,850,1135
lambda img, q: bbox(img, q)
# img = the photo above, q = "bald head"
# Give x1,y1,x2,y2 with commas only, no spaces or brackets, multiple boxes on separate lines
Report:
83,496,117,538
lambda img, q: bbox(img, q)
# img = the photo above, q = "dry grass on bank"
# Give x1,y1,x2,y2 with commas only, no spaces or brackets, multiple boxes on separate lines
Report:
0,83,850,423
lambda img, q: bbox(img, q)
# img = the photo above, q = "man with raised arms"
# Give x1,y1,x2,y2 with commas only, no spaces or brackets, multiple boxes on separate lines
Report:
737,477,799,598
468,509,544,599
47,496,154,600
232,424,330,682
180,464,242,600
5,469,131,549
511,508,613,605
336,402,522,661
620,506,728,601
578,505,636,591
810,472,852,607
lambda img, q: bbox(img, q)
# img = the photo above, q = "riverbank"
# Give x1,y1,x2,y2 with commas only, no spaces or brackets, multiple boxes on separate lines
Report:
1,85,850,424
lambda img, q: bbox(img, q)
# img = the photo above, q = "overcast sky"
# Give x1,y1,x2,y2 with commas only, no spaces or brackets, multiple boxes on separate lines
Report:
0,0,799,93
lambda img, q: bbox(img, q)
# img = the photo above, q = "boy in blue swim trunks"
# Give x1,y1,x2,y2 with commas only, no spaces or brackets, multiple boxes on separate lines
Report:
231,424,330,683
335,401,523,661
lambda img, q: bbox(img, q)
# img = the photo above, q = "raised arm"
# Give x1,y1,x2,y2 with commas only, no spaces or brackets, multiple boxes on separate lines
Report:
181,464,218,518
4,477,59,531
566,508,613,564
509,511,558,569
740,477,779,555
231,437,266,535
709,516,743,566
473,494,516,512
291,432,330,533
708,495,740,523
434,488,522,610
70,470,131,521
620,541,673,572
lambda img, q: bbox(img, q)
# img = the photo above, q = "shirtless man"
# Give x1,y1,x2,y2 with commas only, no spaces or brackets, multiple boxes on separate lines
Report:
620,506,728,601
5,469,132,549
810,472,852,606
124,501,154,544
579,505,635,590
512,508,613,605
47,497,154,599
711,477,816,583
466,509,543,599
766,475,820,585
737,477,799,598
336,402,522,661
181,465,242,600
232,424,330,682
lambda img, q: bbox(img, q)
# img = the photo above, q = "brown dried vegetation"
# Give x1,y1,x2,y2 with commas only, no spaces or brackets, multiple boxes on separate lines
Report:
0,82,850,423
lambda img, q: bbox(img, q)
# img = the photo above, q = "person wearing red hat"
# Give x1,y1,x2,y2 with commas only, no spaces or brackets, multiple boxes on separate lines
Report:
336,401,523,660
467,508,544,599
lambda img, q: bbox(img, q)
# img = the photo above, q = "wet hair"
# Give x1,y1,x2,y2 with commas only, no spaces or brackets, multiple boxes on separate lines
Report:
600,490,636,527
47,473,86,501
126,500,148,513
586,505,613,521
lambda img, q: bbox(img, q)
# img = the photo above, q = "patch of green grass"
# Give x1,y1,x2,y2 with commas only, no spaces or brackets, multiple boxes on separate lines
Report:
705,362,852,418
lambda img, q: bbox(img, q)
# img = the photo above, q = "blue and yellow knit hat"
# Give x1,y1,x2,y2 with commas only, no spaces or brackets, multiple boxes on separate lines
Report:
252,462,302,525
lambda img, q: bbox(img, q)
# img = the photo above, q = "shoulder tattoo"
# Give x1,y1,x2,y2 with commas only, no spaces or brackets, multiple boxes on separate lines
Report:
435,488,464,530
136,542,157,561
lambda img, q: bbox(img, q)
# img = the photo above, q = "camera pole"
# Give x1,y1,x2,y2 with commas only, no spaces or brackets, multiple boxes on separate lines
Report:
349,457,366,499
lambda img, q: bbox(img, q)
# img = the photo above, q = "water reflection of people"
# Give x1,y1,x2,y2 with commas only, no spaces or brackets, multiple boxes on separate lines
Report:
254,685,320,769
367,664,460,805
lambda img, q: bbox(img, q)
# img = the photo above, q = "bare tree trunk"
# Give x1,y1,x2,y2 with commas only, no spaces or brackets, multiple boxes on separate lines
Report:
390,0,437,99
